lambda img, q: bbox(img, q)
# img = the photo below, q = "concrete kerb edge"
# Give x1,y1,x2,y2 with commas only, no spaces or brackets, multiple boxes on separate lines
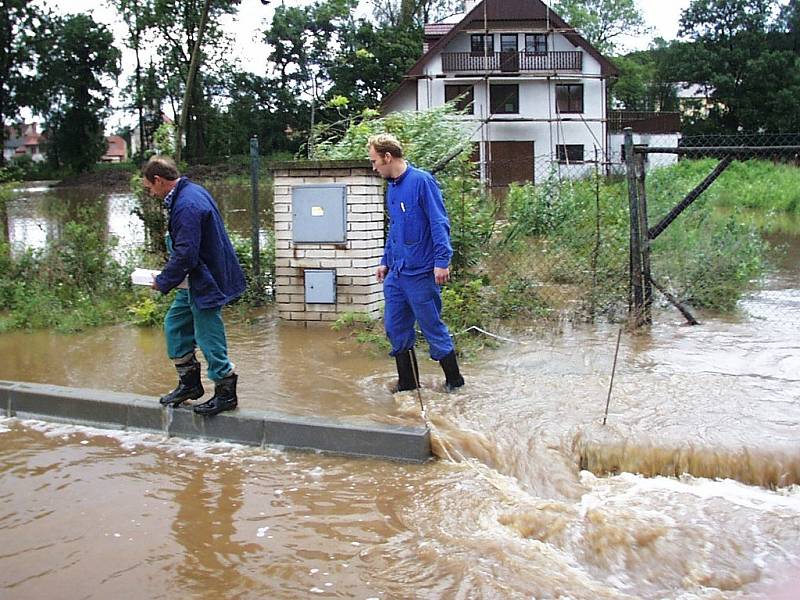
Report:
0,380,432,462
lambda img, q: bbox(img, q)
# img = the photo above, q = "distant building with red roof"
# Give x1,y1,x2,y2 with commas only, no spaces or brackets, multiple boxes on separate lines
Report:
101,135,128,162
4,123,46,163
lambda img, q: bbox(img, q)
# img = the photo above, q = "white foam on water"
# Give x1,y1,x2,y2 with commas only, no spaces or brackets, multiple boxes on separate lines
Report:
605,471,800,512
11,416,287,463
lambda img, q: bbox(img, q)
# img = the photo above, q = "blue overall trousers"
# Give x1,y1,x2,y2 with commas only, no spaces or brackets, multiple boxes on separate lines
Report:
383,269,454,361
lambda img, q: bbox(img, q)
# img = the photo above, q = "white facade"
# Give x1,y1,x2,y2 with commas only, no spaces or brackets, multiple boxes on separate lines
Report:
383,5,617,186
607,132,681,176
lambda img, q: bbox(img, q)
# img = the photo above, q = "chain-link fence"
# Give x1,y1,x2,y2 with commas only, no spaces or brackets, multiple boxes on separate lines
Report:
627,131,800,327
443,131,800,329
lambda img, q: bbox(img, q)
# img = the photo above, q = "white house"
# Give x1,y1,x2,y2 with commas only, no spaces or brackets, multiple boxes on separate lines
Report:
129,113,174,157
381,0,620,190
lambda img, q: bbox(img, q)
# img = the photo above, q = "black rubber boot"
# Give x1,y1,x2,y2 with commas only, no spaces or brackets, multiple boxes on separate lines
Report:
391,348,419,393
160,355,204,407
193,373,238,416
439,350,464,392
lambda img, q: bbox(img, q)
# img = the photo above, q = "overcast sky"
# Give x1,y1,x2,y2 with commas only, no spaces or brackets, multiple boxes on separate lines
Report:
52,0,695,72
47,0,694,130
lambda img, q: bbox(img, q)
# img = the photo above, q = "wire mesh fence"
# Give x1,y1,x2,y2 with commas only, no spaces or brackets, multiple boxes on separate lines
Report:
443,131,800,329
630,132,800,326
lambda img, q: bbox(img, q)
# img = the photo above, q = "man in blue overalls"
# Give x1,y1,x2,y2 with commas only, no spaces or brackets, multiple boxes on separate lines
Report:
368,134,465,392
143,156,246,416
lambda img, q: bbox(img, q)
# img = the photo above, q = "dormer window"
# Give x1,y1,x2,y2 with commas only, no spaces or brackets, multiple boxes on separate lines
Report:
470,34,494,55
525,33,547,55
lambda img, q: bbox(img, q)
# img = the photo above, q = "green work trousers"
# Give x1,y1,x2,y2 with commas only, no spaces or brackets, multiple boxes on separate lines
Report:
164,289,232,382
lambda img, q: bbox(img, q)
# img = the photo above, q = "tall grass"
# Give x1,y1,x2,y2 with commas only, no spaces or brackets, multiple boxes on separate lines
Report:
496,159,787,316
648,159,800,217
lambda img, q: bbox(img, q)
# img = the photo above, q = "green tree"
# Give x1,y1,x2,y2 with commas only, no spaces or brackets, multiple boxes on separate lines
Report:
777,0,799,50
109,0,147,161
552,0,648,54
676,0,800,132
38,14,121,173
0,0,54,166
326,19,422,112
143,0,241,161
205,71,305,159
612,41,679,111
263,0,424,149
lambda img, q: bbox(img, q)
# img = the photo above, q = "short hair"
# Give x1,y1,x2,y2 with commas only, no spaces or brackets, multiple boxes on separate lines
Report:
143,156,180,182
368,133,403,158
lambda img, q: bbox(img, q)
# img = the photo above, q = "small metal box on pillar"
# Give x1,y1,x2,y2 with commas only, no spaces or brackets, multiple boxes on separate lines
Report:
271,160,385,322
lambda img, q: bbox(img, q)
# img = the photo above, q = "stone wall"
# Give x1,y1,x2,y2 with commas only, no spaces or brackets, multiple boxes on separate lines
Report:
272,160,385,322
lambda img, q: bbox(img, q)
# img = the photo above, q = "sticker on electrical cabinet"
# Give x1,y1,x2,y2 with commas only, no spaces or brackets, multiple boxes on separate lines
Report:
311,206,324,216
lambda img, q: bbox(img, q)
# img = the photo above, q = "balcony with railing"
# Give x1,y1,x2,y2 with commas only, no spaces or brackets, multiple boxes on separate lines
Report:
441,51,583,74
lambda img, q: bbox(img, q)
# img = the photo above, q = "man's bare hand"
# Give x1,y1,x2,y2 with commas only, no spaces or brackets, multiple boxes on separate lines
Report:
376,265,388,283
434,267,450,285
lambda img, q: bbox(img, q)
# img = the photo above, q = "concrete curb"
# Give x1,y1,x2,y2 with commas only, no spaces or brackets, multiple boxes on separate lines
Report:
0,380,431,462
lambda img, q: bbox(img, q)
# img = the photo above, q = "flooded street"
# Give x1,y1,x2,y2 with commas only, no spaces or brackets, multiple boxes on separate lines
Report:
1,186,799,598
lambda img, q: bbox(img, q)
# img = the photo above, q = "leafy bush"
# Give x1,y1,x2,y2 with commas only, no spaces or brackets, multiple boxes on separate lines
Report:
441,279,487,332
0,211,136,332
127,293,171,327
229,232,275,303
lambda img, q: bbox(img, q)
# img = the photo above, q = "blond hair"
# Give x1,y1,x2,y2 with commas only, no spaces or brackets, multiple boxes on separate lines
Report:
368,133,403,158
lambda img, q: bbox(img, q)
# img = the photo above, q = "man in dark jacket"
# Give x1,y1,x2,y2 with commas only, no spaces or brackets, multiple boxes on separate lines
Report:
143,156,246,416
368,134,464,393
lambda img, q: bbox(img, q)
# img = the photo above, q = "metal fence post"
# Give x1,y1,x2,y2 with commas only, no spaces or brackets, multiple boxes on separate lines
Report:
625,128,644,325
250,135,261,303
634,151,652,325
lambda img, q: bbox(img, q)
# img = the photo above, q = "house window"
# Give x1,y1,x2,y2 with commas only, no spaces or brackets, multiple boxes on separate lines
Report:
500,34,518,53
444,84,474,114
556,84,584,113
557,144,584,163
525,33,547,54
471,34,494,55
490,84,519,114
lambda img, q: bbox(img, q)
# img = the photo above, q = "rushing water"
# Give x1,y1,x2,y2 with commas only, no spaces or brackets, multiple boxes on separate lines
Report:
1,185,799,598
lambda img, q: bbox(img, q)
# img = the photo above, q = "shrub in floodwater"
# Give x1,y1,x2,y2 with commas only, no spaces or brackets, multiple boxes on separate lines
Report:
495,160,774,317
647,159,800,217
229,232,275,304
331,311,390,354
0,212,136,332
127,293,171,327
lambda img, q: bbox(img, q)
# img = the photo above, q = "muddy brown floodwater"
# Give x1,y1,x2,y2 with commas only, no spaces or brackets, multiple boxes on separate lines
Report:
1,187,799,598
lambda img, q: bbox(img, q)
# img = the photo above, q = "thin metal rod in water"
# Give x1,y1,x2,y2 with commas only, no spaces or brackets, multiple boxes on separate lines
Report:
409,347,426,420
603,328,623,425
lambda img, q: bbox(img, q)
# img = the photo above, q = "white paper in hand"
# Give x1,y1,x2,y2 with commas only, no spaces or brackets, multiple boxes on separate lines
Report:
131,268,160,286
131,268,189,289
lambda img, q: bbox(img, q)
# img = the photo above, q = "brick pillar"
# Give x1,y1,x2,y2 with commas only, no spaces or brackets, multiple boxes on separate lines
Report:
272,160,385,322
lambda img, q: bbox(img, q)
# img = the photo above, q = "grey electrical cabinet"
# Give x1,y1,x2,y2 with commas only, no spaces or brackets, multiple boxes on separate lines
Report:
292,185,347,243
304,269,336,304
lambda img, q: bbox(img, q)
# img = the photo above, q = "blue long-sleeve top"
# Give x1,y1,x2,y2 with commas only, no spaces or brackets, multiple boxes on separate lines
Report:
381,164,453,275
155,177,246,309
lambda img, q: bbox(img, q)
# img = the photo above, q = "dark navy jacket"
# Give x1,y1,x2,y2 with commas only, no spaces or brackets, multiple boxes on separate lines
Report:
381,164,453,275
155,177,246,309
